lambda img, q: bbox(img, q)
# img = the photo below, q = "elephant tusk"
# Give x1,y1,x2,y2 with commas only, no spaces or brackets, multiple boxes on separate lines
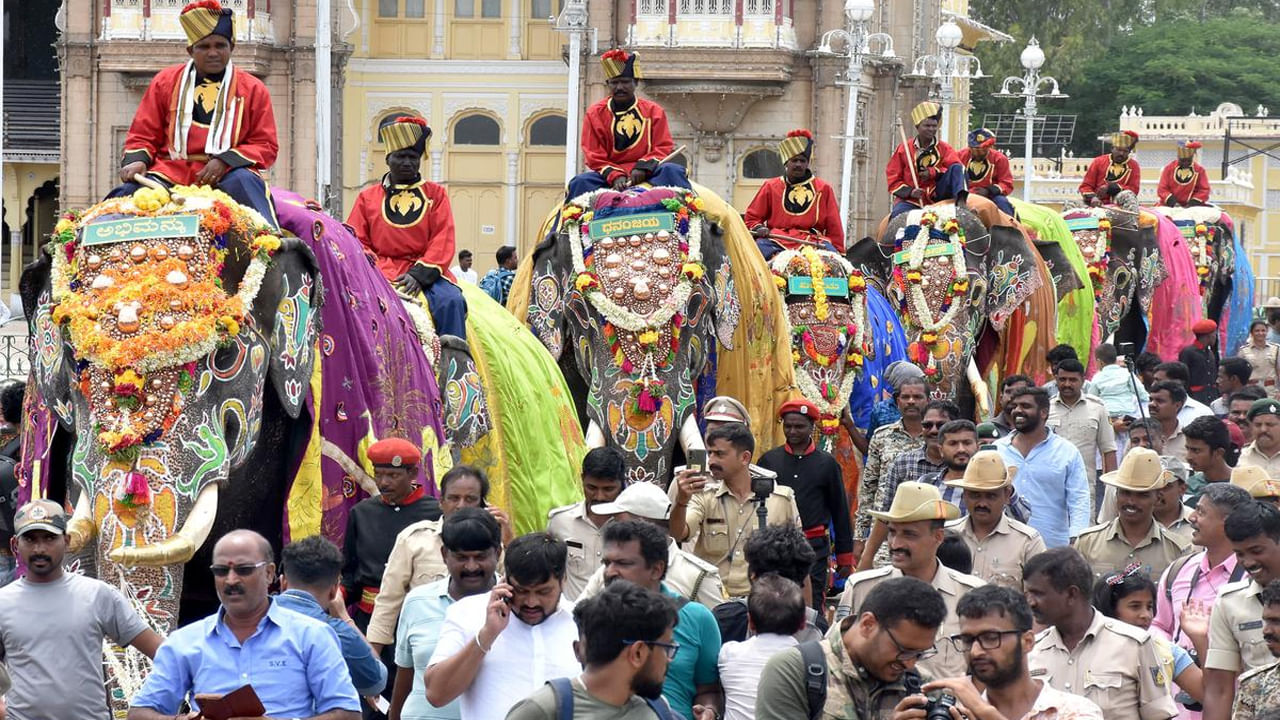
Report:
967,357,993,420
679,414,705,458
67,492,96,554
109,482,219,567
585,420,607,449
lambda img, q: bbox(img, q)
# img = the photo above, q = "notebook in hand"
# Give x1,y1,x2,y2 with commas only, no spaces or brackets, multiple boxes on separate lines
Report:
194,684,265,720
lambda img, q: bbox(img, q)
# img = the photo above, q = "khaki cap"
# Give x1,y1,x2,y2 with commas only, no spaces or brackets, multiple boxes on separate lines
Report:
944,450,1017,491
1232,465,1280,499
703,396,751,426
1100,448,1167,492
868,482,961,523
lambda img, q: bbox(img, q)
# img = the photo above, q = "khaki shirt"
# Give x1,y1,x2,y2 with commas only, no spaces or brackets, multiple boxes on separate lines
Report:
1206,578,1271,673
1239,442,1280,477
1096,489,1197,542
1239,342,1280,395
1071,518,1191,582
545,502,611,601
1029,609,1179,720
682,481,800,598
577,539,727,608
1048,395,1117,484
1161,424,1187,465
945,514,1047,588
1163,504,1196,546
368,518,447,645
835,560,985,679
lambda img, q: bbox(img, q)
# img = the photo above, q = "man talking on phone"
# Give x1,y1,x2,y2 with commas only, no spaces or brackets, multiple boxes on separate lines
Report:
670,423,801,599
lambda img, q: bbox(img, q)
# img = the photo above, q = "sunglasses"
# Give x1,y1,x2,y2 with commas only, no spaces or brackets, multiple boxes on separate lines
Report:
625,639,681,660
210,561,269,578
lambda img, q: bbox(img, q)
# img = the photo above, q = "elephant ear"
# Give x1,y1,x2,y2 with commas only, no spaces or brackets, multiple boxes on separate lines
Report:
21,253,74,428
702,221,739,350
982,225,1044,331
255,235,324,419
523,237,570,361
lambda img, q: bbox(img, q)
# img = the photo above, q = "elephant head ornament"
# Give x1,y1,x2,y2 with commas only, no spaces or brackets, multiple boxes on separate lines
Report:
1062,204,1165,350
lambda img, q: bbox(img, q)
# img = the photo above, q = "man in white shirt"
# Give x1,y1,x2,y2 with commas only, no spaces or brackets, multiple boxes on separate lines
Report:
1155,361,1217,425
450,249,478,284
718,574,803,720
425,533,580,720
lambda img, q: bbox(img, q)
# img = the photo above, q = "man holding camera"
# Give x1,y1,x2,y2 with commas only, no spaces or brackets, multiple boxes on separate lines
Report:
671,423,801,599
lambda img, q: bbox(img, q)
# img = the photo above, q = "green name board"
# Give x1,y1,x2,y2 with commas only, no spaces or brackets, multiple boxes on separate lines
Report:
589,212,675,239
787,276,850,298
84,214,201,246
891,243,959,265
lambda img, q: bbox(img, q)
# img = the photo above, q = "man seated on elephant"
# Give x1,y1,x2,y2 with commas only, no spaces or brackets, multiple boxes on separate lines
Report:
346,115,467,339
959,128,1015,217
1080,130,1142,206
1158,141,1211,207
886,101,966,217
744,129,845,255
108,0,279,229
567,49,690,201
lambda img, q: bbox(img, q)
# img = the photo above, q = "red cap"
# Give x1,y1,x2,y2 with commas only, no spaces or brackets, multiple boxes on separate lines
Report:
367,437,421,468
1225,418,1246,449
778,399,822,420
1192,319,1218,335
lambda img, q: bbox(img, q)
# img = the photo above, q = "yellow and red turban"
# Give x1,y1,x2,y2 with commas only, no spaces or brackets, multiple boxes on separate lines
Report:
179,0,234,46
379,116,431,157
777,129,814,164
1111,130,1139,150
1176,140,1202,160
601,49,641,80
910,101,942,127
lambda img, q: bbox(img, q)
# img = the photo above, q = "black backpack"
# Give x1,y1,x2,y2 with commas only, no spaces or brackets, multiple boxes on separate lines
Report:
798,640,827,720
548,676,680,720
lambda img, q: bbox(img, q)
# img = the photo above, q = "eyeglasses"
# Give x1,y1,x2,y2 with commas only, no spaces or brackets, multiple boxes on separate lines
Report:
882,625,937,662
947,629,1026,652
921,421,946,429
210,561,269,578
624,639,681,660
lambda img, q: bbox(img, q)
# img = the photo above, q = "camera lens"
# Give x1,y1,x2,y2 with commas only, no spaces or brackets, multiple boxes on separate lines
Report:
926,693,957,720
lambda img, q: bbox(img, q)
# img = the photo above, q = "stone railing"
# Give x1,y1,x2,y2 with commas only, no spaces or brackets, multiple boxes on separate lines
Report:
630,0,797,48
103,0,274,43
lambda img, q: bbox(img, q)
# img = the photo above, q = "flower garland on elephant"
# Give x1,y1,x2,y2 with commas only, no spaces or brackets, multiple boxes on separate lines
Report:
893,211,969,379
770,246,868,439
45,185,281,470
565,191,706,417
1082,216,1112,304
1189,221,1214,293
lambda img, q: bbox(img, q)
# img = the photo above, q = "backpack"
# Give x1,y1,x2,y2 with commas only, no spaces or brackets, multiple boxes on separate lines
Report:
797,640,827,720
548,676,680,720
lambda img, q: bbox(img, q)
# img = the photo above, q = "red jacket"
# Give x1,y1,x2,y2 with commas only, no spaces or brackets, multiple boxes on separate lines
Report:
959,147,1014,196
1079,154,1141,202
1157,161,1211,206
122,62,278,183
744,175,846,252
346,178,457,283
581,96,674,185
886,138,961,207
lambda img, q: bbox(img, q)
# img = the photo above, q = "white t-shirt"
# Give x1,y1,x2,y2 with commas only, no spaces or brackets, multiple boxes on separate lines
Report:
427,592,580,720
718,632,798,720
451,266,478,284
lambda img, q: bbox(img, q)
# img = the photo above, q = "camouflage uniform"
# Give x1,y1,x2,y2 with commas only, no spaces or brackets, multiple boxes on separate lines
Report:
1233,659,1280,720
856,421,923,540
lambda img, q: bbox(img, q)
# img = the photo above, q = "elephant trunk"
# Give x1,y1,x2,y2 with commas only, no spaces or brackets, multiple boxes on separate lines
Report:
108,482,220,567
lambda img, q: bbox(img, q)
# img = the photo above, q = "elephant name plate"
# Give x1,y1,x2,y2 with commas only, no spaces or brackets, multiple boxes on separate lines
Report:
84,215,200,246
588,212,674,240
891,243,957,265
788,276,850,298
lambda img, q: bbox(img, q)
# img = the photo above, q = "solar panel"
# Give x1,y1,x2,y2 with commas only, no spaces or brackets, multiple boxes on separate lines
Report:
980,113,1077,155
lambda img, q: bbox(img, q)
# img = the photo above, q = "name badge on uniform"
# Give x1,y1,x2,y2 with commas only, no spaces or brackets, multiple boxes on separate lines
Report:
1240,620,1264,631
707,518,727,525
565,540,584,549
1030,668,1047,677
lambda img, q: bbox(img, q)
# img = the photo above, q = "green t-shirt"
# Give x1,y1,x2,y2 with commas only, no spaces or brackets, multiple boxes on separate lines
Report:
661,585,722,719
504,678,660,720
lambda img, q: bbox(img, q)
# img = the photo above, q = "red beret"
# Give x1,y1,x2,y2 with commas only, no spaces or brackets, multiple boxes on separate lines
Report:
779,399,822,420
368,437,421,468
1224,418,1246,449
1192,319,1217,335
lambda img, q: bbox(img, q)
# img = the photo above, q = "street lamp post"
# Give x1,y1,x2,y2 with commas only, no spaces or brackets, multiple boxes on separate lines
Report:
817,0,895,235
993,37,1066,202
554,1,593,186
909,20,983,144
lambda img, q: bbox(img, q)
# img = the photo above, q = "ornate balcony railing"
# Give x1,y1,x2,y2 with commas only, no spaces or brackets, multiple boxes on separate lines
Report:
103,0,274,43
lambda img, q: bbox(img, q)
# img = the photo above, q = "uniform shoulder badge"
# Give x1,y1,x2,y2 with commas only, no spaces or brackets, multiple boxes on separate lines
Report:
547,502,581,519
680,549,720,572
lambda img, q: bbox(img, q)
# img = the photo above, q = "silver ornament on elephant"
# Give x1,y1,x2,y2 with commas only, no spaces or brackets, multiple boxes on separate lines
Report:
604,253,623,269
652,248,672,265
633,279,652,301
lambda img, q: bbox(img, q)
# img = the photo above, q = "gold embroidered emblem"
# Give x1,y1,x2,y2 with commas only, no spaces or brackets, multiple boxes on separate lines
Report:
1106,162,1129,182
1174,167,1194,184
967,158,990,181
194,79,220,117
389,190,424,216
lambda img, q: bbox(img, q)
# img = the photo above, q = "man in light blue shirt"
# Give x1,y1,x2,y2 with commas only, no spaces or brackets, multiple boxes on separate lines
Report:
127,530,361,720
390,507,502,720
995,386,1092,548
277,535,387,698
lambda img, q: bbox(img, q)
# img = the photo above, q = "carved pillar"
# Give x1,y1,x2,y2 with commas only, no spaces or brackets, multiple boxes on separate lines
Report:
433,0,446,57
505,151,520,250
431,149,443,183
508,0,522,58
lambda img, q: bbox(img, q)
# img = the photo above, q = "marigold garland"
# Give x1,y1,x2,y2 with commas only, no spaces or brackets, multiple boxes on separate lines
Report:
892,210,968,378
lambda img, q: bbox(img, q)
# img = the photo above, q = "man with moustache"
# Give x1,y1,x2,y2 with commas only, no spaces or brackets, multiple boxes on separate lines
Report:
547,447,628,600
128,530,361,720
995,387,1092,548
1154,362,1217,425
1023,548,1178,719
1241,399,1280,476
859,400,962,570
758,399,855,608
425,533,580,720
1149,381,1191,461
1072,448,1191,581
838,482,986,679
1048,358,1118,508
505,581,681,720
1152,457,1196,542
1202,501,1280,720
1231,580,1280,720
0,500,162,720
1230,388,1270,443
745,129,846,254
922,586,1102,720
857,377,929,560
923,419,979,507
1128,418,1164,454
944,451,1046,588
389,508,502,720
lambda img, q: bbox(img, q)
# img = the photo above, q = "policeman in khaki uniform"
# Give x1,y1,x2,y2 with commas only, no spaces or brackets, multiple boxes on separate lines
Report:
1233,464,1280,507
1072,448,1192,582
836,482,985,679
545,448,628,600
366,517,447,647
943,450,1046,588
576,481,726,607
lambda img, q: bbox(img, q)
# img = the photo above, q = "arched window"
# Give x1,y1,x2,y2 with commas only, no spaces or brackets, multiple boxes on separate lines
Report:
528,115,567,146
376,112,426,144
453,114,501,145
741,148,783,179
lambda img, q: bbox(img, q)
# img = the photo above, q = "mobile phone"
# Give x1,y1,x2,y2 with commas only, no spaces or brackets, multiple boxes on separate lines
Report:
688,448,707,474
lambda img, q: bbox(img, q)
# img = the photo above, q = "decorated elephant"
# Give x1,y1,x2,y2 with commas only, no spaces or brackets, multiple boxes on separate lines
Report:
511,183,795,485
849,203,1052,411
1156,205,1254,350
1012,199,1095,365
